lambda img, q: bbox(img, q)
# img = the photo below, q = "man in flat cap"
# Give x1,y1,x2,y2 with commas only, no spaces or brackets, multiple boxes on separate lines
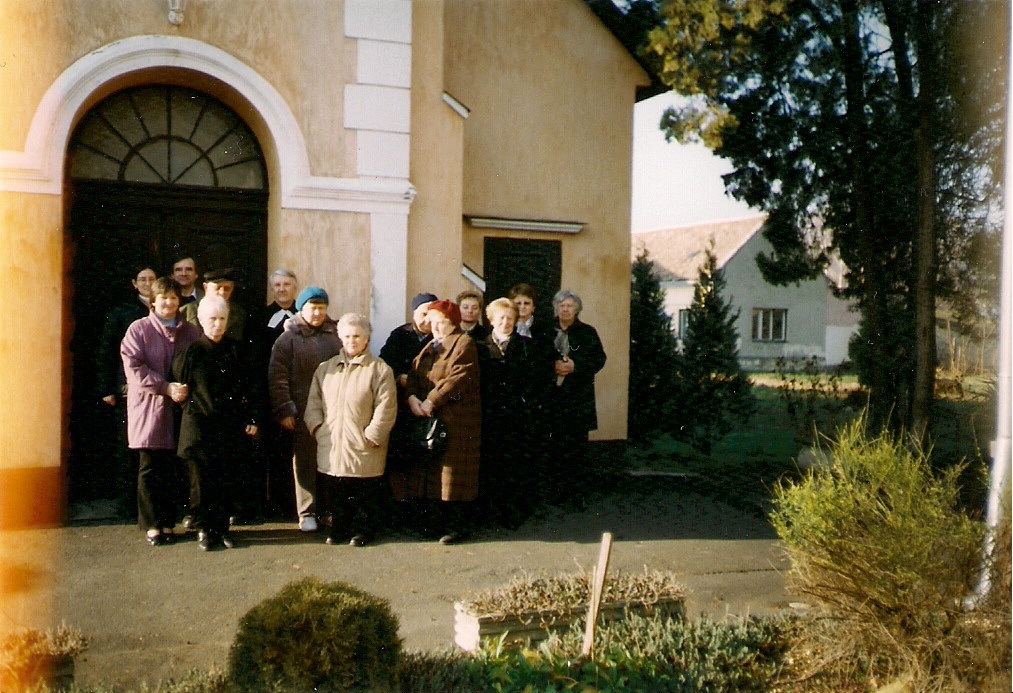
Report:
180,268,249,342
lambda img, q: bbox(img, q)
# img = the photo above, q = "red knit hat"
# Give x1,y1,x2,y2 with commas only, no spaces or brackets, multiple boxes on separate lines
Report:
426,299,462,326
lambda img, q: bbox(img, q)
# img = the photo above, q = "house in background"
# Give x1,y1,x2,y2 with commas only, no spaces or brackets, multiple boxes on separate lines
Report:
632,214,860,370
0,0,651,526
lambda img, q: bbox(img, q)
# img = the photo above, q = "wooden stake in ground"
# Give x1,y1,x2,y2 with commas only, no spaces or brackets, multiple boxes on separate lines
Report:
582,531,613,658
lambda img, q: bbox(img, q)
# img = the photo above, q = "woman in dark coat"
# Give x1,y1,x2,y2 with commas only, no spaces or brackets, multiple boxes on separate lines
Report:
172,296,259,550
391,299,481,543
379,292,436,472
268,286,342,531
547,289,606,500
475,297,552,525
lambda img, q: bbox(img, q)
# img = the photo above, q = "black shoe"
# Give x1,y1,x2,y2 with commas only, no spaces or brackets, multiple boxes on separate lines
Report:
221,534,237,549
182,515,196,531
438,533,459,545
349,534,369,547
146,531,168,547
324,536,340,545
197,531,214,551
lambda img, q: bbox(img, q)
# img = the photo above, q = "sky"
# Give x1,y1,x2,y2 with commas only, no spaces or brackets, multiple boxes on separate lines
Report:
631,92,755,232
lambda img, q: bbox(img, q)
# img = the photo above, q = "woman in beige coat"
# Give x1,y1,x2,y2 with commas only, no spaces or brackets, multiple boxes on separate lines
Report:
304,313,397,546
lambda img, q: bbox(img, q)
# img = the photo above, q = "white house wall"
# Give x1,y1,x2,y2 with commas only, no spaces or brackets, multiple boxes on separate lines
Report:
663,232,833,369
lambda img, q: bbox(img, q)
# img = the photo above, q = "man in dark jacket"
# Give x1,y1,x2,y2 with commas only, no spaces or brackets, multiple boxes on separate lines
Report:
96,265,157,518
254,268,299,519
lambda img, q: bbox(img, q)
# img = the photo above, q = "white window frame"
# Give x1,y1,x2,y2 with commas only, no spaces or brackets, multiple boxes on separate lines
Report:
752,308,787,342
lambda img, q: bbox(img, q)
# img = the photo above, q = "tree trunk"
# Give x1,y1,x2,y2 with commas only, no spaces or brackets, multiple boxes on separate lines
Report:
842,0,893,430
910,2,939,444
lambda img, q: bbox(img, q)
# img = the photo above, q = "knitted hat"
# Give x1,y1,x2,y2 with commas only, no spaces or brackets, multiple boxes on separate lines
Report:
295,285,329,310
410,292,438,311
426,299,462,326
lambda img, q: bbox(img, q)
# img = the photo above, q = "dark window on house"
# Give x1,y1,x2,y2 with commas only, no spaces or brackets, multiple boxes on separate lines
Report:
678,309,691,337
752,308,787,342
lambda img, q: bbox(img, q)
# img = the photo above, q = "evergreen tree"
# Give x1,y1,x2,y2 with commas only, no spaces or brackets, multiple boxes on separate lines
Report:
629,250,679,442
672,245,755,454
645,0,1006,437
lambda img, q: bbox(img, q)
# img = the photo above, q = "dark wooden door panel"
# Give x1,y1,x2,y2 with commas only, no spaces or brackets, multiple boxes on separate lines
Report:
483,237,561,322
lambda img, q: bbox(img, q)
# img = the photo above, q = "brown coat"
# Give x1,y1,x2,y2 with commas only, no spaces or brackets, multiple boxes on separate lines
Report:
390,330,481,502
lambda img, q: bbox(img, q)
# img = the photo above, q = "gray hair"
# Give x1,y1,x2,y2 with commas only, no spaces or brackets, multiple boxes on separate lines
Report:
337,312,371,335
197,294,229,322
270,268,297,281
552,289,582,316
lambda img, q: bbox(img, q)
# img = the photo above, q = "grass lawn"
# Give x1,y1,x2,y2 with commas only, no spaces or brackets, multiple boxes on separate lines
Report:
623,374,995,518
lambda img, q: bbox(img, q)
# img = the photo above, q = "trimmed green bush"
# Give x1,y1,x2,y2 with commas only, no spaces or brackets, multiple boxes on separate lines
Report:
227,577,401,693
770,420,986,690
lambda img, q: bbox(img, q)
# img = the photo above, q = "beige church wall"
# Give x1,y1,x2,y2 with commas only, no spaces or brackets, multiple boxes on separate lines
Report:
1,0,356,178
405,0,468,315
442,0,648,441
0,192,67,527
274,208,373,317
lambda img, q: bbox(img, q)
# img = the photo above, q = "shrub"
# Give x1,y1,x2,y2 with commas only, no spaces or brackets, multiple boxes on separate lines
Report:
770,419,987,691
774,355,853,444
227,577,401,693
394,650,487,693
0,625,86,692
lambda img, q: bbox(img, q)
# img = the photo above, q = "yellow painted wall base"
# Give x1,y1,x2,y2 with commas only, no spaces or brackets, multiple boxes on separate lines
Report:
0,467,65,529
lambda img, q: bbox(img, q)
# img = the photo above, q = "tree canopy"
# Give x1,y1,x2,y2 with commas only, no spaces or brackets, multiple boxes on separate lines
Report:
645,0,1006,435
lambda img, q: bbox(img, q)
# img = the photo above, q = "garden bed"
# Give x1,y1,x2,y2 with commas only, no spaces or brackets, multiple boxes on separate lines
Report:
453,569,686,651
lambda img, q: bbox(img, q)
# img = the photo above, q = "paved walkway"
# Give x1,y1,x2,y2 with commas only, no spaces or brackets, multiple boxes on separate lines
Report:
0,483,799,690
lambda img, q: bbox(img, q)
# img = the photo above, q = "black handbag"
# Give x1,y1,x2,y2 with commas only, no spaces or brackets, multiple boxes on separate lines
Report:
407,415,448,460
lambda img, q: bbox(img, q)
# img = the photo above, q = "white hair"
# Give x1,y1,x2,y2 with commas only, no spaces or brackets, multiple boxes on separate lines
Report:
337,312,371,335
197,295,229,323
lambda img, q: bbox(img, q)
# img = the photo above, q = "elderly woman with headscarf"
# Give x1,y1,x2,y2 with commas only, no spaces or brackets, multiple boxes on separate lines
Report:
120,276,201,546
172,295,259,551
546,289,606,500
391,299,481,544
475,297,553,526
304,313,397,547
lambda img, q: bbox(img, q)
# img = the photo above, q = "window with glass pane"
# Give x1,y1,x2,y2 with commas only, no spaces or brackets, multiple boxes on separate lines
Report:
69,85,265,189
752,308,787,342
678,309,691,338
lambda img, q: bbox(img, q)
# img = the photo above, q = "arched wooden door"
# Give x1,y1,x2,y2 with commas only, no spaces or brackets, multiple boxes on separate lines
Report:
66,84,268,504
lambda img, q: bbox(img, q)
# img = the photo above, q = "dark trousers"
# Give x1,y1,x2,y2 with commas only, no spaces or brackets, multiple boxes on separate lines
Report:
114,401,139,519
324,475,383,541
546,426,589,504
264,421,296,519
137,449,179,532
185,453,234,536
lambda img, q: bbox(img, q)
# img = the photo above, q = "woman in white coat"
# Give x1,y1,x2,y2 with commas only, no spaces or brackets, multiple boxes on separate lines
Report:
304,313,397,546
